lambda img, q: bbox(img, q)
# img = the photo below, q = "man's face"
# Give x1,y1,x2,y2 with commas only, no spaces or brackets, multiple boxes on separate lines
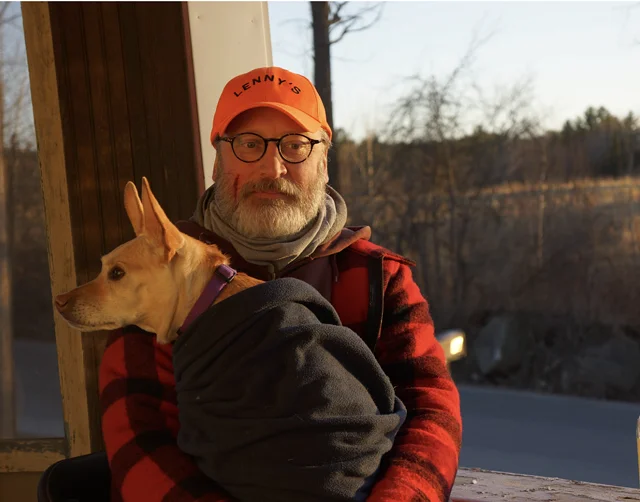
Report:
213,107,329,239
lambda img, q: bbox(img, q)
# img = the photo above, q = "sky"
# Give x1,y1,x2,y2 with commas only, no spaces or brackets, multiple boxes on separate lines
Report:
268,1,640,141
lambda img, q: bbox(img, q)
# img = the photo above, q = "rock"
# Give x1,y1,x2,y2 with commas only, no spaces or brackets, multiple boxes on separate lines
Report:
561,334,640,396
473,314,532,376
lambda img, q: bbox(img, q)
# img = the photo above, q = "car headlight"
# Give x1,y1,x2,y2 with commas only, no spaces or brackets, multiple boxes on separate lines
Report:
436,329,467,362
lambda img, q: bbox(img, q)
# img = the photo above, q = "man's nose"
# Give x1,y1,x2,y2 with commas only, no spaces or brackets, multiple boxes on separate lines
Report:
259,143,287,178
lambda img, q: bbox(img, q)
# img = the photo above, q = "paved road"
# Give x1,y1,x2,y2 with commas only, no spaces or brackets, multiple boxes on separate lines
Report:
458,384,640,488
8,341,640,488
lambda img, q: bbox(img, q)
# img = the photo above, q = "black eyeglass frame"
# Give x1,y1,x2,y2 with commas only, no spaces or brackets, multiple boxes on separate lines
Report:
218,132,322,164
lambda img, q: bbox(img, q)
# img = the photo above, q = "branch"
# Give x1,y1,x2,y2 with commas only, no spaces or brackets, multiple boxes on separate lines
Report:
440,26,495,99
0,2,20,27
278,16,310,31
383,18,499,144
329,2,349,25
328,2,384,45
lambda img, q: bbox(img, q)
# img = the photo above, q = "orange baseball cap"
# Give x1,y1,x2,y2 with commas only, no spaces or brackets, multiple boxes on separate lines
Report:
210,66,332,146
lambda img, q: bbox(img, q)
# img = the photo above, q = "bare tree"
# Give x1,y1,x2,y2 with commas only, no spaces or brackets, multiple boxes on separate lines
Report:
358,29,544,326
311,1,383,192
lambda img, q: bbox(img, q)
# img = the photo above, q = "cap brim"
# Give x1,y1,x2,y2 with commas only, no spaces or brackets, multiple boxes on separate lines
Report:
212,102,323,146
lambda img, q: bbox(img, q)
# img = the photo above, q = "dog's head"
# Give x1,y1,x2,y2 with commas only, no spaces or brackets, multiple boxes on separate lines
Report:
55,177,196,343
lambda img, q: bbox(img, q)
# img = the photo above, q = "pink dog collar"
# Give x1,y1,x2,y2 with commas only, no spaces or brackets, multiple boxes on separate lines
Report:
177,264,237,337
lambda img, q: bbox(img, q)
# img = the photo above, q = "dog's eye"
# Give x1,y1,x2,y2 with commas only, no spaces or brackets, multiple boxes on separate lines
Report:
108,266,126,281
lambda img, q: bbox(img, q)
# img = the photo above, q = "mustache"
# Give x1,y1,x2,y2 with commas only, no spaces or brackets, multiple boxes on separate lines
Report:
239,178,301,199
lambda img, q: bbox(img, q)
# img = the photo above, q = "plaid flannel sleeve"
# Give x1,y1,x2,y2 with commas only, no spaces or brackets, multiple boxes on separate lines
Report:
99,326,235,502
367,260,463,502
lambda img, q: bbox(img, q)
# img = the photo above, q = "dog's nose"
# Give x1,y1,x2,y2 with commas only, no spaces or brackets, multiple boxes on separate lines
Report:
55,295,69,312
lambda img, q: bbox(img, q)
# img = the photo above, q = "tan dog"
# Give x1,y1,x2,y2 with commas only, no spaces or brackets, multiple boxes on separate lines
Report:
55,177,261,344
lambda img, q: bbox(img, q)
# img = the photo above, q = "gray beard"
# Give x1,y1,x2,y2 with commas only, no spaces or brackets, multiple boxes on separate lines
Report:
190,178,349,274
212,160,326,239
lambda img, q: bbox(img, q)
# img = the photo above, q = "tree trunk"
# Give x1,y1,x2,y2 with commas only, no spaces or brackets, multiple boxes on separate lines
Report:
311,1,340,193
534,135,550,275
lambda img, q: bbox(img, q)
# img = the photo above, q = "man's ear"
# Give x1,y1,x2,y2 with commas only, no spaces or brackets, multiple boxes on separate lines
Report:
140,177,185,262
123,181,144,236
322,150,329,184
212,154,221,182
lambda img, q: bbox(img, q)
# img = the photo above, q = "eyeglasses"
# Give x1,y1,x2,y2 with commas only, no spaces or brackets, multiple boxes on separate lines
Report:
219,133,322,164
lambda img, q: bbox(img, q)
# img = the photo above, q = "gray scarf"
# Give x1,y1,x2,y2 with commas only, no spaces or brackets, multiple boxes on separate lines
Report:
191,184,348,274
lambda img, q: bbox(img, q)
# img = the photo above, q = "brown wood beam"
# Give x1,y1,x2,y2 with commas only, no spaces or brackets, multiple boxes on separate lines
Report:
22,1,202,458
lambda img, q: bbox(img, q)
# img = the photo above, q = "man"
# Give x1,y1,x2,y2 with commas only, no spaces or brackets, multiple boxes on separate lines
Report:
99,66,462,502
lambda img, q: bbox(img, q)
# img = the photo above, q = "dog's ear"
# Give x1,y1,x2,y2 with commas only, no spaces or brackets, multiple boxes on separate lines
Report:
140,177,185,262
124,181,144,236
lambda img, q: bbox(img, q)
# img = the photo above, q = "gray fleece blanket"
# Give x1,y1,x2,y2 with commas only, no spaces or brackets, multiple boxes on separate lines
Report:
173,277,406,502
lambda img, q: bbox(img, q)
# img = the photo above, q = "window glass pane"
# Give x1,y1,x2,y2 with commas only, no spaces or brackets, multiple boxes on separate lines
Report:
0,2,63,440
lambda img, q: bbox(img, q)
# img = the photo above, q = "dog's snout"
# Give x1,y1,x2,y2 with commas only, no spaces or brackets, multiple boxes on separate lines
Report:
55,294,70,312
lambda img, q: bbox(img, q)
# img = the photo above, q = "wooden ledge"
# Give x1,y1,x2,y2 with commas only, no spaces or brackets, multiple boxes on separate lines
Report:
451,467,640,501
0,438,66,472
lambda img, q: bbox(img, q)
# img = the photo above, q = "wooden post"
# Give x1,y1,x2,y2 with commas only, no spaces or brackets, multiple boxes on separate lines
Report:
22,2,93,455
22,1,202,455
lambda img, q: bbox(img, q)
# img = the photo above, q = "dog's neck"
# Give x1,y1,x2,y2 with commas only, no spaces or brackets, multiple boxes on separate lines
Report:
154,236,261,344
161,239,225,342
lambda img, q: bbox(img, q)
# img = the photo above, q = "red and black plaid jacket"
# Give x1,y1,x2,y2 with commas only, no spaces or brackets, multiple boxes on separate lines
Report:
99,222,462,502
